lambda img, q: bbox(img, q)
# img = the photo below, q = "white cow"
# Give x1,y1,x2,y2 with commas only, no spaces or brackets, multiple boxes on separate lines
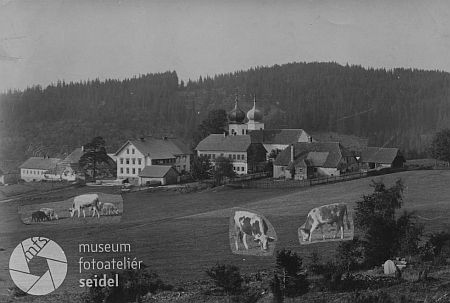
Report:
39,208,59,220
69,194,101,218
234,211,275,251
99,202,119,215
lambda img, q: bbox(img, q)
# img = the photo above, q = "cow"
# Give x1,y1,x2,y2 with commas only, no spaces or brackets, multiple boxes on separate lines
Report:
234,211,275,251
299,203,351,242
31,211,49,222
99,202,119,215
40,208,59,220
69,194,101,218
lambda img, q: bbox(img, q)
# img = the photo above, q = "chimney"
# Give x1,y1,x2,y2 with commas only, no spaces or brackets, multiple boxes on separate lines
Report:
290,144,295,163
308,136,313,143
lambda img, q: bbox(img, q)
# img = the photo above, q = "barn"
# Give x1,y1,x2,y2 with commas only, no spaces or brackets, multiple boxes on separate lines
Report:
360,147,405,170
138,165,179,186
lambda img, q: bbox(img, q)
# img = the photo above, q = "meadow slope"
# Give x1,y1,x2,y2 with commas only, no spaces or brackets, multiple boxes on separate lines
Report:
1,170,450,301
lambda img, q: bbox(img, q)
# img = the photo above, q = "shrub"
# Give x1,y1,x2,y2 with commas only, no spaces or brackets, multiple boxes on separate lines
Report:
343,291,395,303
9,286,27,298
272,249,309,300
83,268,172,303
205,263,243,296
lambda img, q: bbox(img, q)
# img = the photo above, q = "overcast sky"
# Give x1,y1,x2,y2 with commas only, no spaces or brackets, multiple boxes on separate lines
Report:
0,0,450,92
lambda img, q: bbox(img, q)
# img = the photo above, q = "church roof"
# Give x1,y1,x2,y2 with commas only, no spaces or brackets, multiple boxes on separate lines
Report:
196,134,252,152
60,147,84,166
250,129,308,145
274,142,352,168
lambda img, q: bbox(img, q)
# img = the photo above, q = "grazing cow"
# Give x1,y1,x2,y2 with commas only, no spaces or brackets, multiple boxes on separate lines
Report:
100,202,119,215
69,194,101,218
234,211,275,251
31,211,49,222
299,203,351,242
40,208,59,220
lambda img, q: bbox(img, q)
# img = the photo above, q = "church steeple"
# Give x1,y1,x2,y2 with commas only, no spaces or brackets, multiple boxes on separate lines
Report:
246,94,263,122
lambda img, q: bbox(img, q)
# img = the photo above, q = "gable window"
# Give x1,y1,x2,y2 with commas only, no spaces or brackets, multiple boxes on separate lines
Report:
132,148,135,154
126,148,129,154
120,168,123,174
120,158,123,164
138,158,142,165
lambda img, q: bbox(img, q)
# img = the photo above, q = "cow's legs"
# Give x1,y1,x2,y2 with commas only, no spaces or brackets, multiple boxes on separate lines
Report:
334,223,342,239
242,233,249,249
309,221,319,242
320,225,325,240
82,208,86,218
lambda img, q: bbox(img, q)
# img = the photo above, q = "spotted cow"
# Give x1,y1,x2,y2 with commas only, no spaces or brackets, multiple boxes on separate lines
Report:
299,203,351,242
234,211,275,251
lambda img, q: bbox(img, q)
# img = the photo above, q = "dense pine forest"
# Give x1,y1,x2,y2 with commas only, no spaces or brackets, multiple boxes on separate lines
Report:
1,62,450,161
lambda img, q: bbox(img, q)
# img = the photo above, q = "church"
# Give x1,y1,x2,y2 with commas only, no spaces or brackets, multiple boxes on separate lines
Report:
195,96,313,175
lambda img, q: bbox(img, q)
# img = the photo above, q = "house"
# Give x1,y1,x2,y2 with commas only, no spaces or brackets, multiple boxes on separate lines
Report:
19,157,62,182
249,129,313,157
0,160,20,185
57,147,85,181
115,136,191,183
138,165,179,185
360,147,405,170
273,142,358,180
196,134,267,175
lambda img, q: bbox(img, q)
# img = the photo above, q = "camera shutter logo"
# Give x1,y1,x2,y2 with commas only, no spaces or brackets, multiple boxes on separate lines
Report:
9,237,67,295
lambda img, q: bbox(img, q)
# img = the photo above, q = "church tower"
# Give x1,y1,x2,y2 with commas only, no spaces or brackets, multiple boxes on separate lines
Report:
246,95,264,131
228,95,248,135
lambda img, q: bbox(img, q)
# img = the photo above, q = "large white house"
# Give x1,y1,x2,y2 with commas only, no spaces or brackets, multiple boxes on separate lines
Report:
114,137,191,183
19,157,62,182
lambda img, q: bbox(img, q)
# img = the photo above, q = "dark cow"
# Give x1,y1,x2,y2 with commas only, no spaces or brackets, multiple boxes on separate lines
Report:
234,211,275,251
31,211,50,222
299,203,351,242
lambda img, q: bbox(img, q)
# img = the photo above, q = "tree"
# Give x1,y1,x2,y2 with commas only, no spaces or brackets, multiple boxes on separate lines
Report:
212,156,235,185
193,109,228,145
191,154,212,180
272,249,309,302
79,137,115,181
429,128,450,163
354,179,423,267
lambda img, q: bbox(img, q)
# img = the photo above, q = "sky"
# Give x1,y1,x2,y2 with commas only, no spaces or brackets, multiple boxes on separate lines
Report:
0,0,450,92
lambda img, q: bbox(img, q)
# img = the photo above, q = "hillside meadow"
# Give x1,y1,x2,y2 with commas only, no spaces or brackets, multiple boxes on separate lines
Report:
1,170,450,302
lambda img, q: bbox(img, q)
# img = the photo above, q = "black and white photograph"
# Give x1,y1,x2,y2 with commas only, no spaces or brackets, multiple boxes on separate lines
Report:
1,1,450,302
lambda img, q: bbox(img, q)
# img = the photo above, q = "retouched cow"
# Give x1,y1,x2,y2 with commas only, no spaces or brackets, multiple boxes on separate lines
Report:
40,208,59,220
299,203,351,242
99,202,119,215
234,211,275,251
31,211,49,222
69,194,101,218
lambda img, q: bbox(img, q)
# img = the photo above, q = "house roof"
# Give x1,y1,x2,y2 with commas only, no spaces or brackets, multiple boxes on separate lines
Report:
360,147,401,164
116,137,192,159
274,142,352,168
139,165,178,178
250,129,308,145
310,132,368,152
196,134,252,152
60,147,84,165
19,157,61,170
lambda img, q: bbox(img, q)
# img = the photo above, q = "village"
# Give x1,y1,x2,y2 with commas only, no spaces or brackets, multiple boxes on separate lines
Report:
0,95,406,193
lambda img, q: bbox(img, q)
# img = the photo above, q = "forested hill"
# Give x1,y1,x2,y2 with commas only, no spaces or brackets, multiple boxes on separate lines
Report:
1,62,450,160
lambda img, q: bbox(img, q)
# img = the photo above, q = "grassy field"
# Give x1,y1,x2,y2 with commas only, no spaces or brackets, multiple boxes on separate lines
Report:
1,170,450,301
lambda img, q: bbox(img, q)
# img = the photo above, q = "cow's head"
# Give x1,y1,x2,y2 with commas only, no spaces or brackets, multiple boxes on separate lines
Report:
54,212,59,220
253,234,275,250
68,208,75,217
299,225,310,242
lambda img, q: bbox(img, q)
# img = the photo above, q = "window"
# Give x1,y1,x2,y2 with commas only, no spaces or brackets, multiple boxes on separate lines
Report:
237,155,240,160
233,167,236,171
120,168,123,174
138,158,142,165
132,148,135,154
183,165,186,170
126,148,129,154
126,168,129,174
126,158,130,165
242,154,245,160
242,129,245,135
138,168,141,173
132,168,135,174
132,158,135,165
233,154,236,160
212,154,216,159
228,155,232,159
120,158,123,164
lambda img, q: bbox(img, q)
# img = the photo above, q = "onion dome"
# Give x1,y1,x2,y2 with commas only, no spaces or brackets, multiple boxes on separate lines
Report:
246,95,263,122
228,95,246,123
